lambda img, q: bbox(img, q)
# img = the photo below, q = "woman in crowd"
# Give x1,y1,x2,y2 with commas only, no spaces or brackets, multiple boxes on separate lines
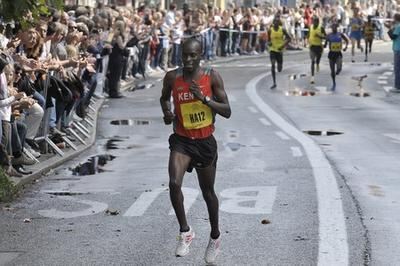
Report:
107,19,127,98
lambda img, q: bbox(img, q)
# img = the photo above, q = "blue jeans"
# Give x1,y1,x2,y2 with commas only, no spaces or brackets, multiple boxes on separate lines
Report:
172,43,182,66
204,30,215,60
33,91,45,109
394,51,400,89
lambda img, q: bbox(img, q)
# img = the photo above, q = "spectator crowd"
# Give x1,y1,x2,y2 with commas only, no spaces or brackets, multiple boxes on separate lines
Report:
0,0,397,178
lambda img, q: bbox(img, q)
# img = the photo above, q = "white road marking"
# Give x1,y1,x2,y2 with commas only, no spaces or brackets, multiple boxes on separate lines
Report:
248,106,258,113
378,76,388,80
246,72,348,266
383,133,400,144
275,131,291,140
383,86,393,92
156,78,163,82
259,117,271,126
291,146,303,157
124,188,166,217
383,71,393,76
0,252,21,265
169,188,200,215
229,95,237,102
38,198,108,219
378,80,388,85
220,186,277,214
315,86,327,91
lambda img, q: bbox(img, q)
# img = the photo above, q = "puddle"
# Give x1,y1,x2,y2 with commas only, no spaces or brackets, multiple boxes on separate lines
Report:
126,144,145,149
226,142,245,151
110,119,150,126
71,154,116,176
286,90,317,96
44,191,88,196
130,83,155,91
349,92,370,97
303,130,343,136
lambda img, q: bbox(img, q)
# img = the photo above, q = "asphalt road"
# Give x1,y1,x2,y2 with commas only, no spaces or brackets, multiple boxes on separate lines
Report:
0,41,398,266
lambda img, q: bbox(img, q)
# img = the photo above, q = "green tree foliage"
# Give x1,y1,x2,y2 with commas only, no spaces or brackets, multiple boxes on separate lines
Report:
0,0,63,25
0,168,17,202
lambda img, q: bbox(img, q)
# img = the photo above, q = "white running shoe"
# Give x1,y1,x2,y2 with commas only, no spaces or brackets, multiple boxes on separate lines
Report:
175,227,195,257
204,235,221,265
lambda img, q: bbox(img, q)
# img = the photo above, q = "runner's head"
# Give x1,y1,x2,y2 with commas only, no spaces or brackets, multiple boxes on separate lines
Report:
273,16,280,27
331,23,338,33
182,38,202,72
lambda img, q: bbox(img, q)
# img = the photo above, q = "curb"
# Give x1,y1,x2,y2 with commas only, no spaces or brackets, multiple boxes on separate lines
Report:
9,80,136,190
11,98,104,189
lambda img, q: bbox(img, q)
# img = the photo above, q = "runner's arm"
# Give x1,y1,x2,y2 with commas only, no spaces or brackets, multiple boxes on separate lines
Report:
320,27,327,39
341,33,350,50
324,36,329,48
209,70,231,119
282,29,292,47
160,71,176,124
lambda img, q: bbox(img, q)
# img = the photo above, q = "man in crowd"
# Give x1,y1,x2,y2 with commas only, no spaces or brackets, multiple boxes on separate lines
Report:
387,13,400,93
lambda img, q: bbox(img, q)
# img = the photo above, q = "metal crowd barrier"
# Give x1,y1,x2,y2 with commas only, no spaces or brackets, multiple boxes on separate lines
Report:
34,71,98,157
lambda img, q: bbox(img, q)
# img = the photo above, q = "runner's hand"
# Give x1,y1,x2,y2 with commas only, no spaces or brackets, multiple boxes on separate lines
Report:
189,80,204,100
163,110,175,125
343,47,347,52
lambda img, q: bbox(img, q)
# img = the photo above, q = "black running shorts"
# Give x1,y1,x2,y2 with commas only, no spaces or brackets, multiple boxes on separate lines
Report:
270,51,283,65
328,51,342,61
169,133,218,173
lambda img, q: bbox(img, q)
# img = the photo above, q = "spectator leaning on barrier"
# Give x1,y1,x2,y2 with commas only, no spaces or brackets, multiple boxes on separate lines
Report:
387,13,400,93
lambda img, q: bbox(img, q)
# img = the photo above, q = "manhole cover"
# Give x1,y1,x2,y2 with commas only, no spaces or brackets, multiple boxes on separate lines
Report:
303,130,343,136
110,119,150,125
349,92,370,97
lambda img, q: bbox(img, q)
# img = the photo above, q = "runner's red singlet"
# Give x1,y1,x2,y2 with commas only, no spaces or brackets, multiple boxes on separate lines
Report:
172,67,215,139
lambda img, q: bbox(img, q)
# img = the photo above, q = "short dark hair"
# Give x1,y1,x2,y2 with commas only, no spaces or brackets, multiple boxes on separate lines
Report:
183,38,202,53
169,3,177,10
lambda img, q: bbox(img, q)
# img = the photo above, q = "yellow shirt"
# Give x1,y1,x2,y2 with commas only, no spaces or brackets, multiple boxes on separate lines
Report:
269,26,284,52
309,25,324,46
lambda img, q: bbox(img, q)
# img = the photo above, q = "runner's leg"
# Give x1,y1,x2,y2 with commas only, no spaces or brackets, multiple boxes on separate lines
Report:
329,59,336,90
271,55,277,87
351,38,355,61
336,56,343,75
196,164,220,239
169,151,192,232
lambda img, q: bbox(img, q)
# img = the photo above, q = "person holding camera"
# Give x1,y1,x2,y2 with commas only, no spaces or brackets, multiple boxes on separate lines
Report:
387,13,400,93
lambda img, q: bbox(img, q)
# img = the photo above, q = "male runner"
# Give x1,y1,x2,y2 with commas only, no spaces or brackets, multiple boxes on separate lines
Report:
160,38,231,264
325,23,349,91
363,15,377,62
267,16,291,89
349,8,364,62
308,16,326,84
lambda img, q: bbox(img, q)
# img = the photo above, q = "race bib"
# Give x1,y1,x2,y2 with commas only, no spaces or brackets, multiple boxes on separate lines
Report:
181,101,213,129
331,42,342,52
351,24,360,31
